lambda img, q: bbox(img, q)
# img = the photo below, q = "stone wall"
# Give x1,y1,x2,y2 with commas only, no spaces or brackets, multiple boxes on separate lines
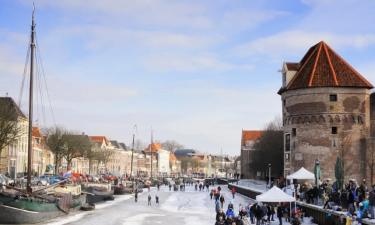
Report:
281,87,370,182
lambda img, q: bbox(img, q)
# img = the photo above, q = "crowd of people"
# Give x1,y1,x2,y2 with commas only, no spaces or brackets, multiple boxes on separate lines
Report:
212,186,304,225
289,178,375,223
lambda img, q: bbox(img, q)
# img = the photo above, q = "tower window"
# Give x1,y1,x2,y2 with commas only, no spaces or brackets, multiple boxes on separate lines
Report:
331,127,337,134
292,128,296,136
330,94,337,102
285,134,290,152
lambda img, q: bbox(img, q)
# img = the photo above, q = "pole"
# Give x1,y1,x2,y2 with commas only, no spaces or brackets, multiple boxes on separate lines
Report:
150,129,153,180
130,133,135,177
27,6,36,194
268,163,271,188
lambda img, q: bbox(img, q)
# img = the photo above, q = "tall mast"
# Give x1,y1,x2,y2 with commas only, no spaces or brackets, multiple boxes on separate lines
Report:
27,5,36,194
150,129,153,179
130,125,136,177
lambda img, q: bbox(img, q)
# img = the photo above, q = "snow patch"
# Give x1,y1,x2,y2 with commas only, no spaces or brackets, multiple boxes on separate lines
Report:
121,213,165,225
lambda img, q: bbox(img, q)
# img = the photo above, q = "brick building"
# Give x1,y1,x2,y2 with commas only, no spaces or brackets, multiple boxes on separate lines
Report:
279,41,373,182
240,130,263,179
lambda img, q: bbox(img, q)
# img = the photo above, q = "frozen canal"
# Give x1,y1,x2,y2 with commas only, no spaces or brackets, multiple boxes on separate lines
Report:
44,185,314,225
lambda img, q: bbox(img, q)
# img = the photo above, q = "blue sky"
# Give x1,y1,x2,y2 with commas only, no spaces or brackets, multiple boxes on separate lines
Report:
1,0,375,155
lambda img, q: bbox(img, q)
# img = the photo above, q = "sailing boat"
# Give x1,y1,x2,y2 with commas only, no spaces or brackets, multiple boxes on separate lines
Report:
0,7,85,224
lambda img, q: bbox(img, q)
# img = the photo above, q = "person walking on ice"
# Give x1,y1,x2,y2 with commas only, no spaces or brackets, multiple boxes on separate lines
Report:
148,194,152,206
155,194,159,205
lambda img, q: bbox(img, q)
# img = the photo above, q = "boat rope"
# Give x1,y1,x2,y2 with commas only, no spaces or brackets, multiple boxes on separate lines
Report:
18,42,31,108
35,32,57,127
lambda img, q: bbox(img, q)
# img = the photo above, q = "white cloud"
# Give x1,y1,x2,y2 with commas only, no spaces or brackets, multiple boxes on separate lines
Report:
222,9,288,31
144,53,254,73
235,30,375,58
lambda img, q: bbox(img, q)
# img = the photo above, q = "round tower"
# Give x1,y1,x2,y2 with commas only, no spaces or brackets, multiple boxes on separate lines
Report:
279,41,373,182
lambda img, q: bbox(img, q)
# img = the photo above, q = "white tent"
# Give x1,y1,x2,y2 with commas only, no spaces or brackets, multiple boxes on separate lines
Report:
286,167,315,180
256,186,296,202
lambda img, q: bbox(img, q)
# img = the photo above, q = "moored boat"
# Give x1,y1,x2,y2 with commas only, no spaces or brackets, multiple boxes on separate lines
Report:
0,7,85,224
0,190,84,224
82,183,114,204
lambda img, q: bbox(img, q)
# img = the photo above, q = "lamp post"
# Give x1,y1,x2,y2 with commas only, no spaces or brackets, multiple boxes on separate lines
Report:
268,163,272,189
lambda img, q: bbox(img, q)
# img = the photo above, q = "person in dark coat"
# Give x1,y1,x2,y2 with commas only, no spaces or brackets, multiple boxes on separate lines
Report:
216,208,226,222
277,205,283,225
220,195,225,209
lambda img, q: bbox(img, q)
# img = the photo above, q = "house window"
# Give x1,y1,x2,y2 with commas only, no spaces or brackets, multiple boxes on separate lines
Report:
283,99,286,107
332,127,338,134
330,94,337,102
292,128,296,137
285,134,291,152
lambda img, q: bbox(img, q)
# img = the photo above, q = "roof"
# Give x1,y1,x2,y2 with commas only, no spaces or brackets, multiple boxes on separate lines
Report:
241,130,263,146
89,136,109,145
118,143,127,150
145,143,162,153
0,97,27,119
32,127,42,138
285,62,300,71
174,149,197,157
110,140,120,148
281,41,373,93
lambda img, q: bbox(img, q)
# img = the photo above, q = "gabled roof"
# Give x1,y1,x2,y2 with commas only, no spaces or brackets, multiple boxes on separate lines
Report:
118,142,127,150
32,127,42,138
110,140,120,148
174,149,196,157
0,97,27,119
89,136,109,145
285,62,300,71
145,143,162,153
282,41,373,93
241,130,263,146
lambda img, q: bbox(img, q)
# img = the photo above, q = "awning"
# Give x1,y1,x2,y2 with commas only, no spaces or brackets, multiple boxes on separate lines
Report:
256,186,295,202
286,167,315,180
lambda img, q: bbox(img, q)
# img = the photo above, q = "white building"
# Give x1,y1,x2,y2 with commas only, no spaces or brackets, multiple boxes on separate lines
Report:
157,149,170,175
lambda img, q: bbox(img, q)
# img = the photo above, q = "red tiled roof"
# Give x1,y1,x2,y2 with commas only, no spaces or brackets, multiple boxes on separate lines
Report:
145,143,162,153
89,136,109,145
241,130,263,146
32,127,42,138
285,62,300,71
284,41,373,92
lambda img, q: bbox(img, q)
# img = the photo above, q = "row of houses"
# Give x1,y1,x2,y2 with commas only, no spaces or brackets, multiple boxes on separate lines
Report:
1,96,239,179
0,97,184,178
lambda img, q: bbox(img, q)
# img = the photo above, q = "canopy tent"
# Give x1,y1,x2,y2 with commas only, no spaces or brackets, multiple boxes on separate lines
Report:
256,186,296,202
286,167,315,180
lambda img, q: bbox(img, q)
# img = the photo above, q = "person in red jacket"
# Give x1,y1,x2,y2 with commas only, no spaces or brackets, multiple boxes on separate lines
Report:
231,186,236,199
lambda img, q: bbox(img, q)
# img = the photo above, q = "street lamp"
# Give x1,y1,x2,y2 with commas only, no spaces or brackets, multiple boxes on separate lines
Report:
268,163,271,188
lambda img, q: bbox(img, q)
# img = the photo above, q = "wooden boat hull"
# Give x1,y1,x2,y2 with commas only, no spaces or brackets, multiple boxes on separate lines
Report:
113,186,132,195
85,189,114,204
0,194,84,224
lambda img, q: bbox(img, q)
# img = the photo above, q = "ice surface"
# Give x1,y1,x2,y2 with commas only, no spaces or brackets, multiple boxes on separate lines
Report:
40,184,315,225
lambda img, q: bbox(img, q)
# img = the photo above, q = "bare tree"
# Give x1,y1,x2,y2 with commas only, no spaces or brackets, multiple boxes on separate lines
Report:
0,98,25,165
251,117,284,178
161,140,184,152
94,148,114,173
46,127,66,174
62,133,91,168
134,139,146,151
